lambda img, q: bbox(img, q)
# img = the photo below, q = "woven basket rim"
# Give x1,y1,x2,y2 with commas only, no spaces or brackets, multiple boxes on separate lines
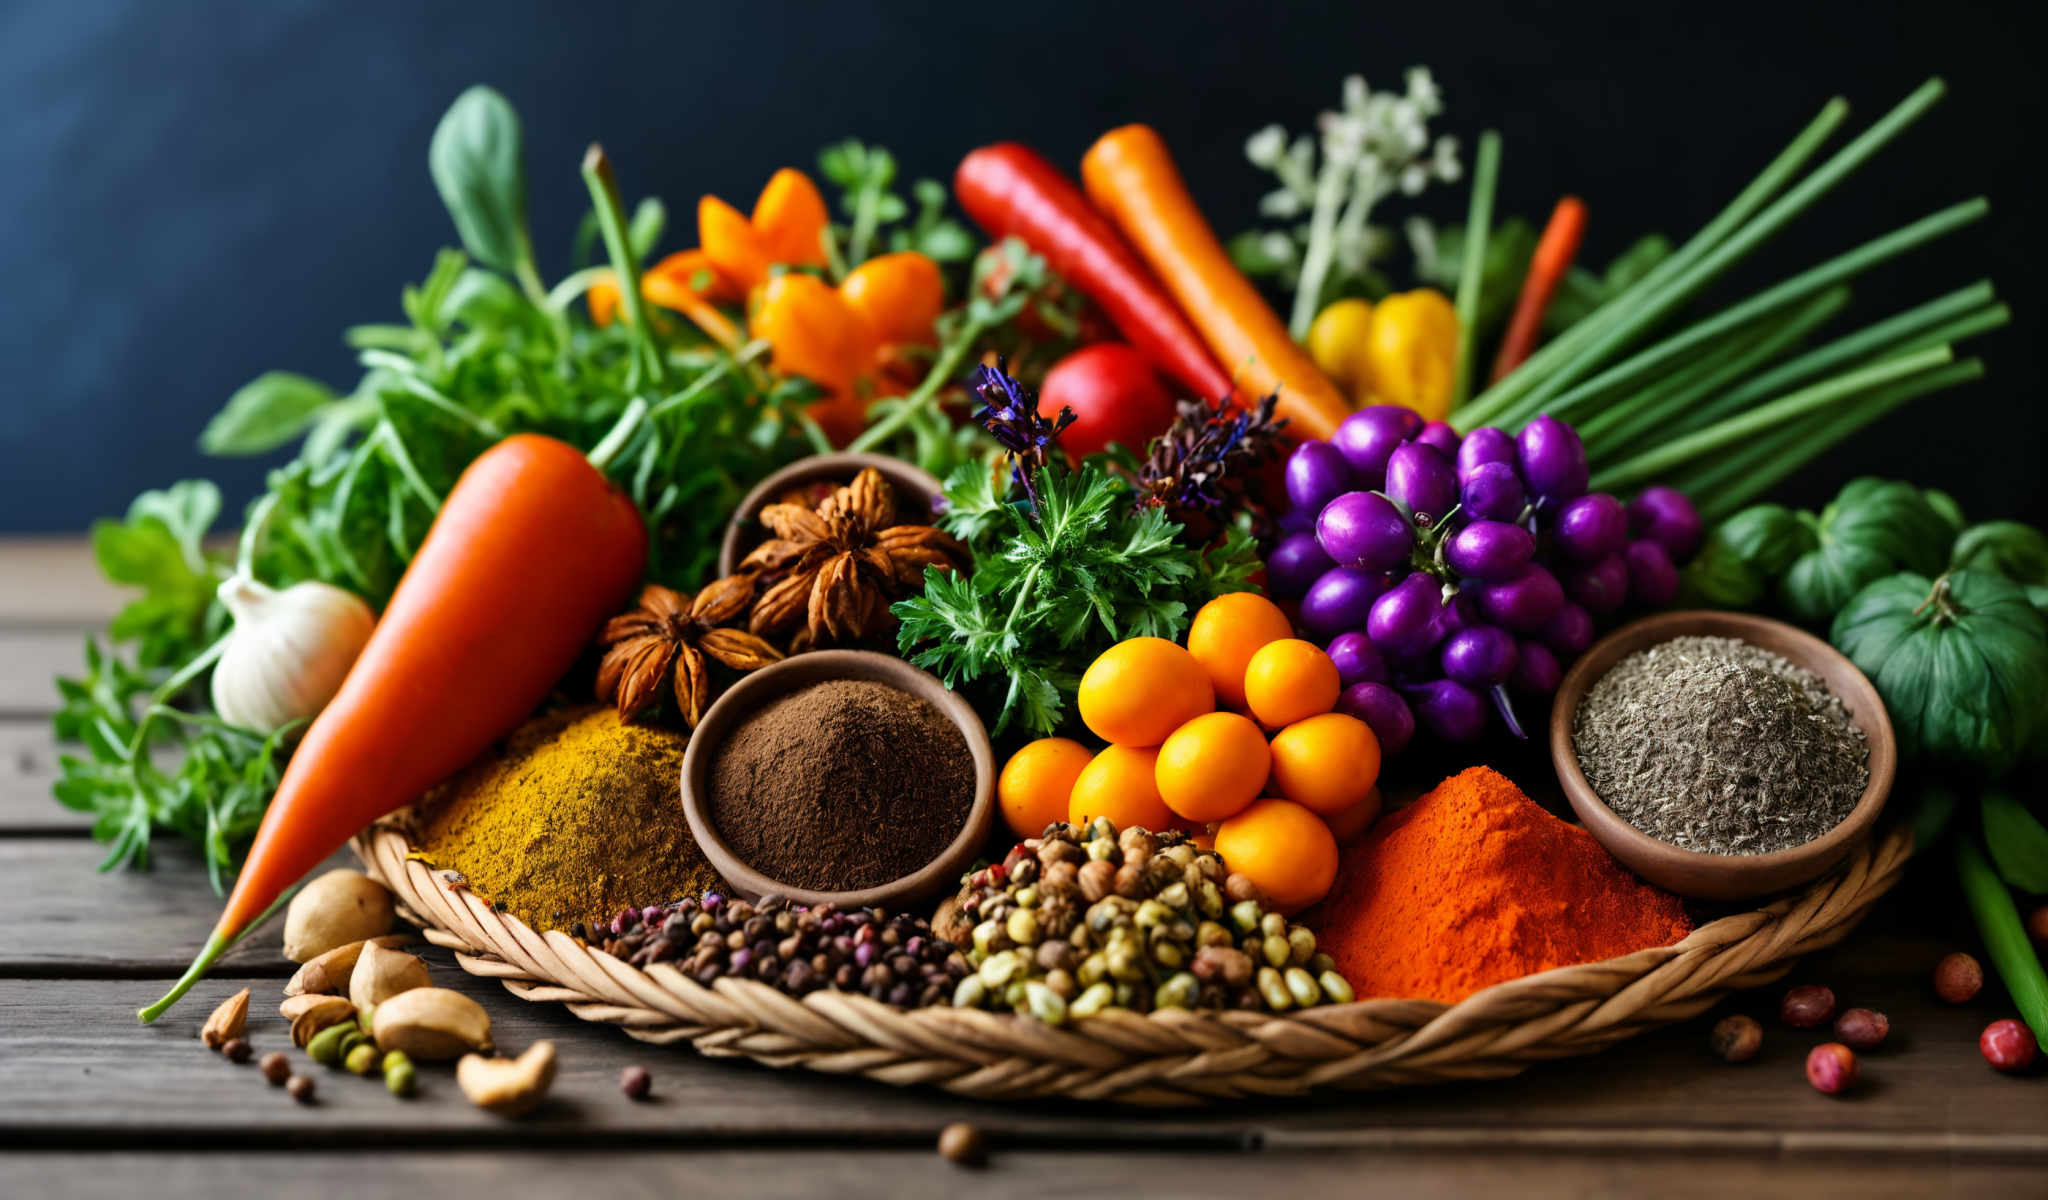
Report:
353,813,1910,1105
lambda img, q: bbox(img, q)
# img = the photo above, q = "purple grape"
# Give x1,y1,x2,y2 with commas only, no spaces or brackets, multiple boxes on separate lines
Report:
1285,441,1355,514
1384,442,1459,523
1316,491,1413,571
1404,679,1489,742
1561,554,1630,615
1337,682,1413,756
1300,566,1396,638
1278,505,1315,535
1628,486,1704,561
1444,521,1537,582
1367,573,1450,658
1325,631,1389,687
1554,493,1629,563
1440,625,1520,687
1473,564,1564,633
1512,641,1562,694
1266,531,1334,600
1625,539,1681,607
1416,420,1462,461
1435,593,1480,638
1456,426,1517,480
1517,414,1589,503
1331,406,1420,487
1459,461,1527,523
1539,602,1595,657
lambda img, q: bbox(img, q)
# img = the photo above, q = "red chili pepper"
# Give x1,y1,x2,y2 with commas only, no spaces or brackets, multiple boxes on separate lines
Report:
955,143,1231,404
1490,196,1588,382
141,435,647,1022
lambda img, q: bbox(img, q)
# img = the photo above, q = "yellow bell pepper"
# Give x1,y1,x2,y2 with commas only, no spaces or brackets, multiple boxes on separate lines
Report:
1362,289,1458,423
1305,298,1375,400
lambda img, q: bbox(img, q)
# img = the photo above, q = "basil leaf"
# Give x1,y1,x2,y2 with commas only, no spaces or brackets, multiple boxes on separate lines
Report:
428,85,530,274
1982,791,2048,894
201,372,337,455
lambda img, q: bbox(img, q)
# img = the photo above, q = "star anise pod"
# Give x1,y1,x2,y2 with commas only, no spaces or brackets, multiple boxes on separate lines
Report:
741,467,969,649
595,577,784,727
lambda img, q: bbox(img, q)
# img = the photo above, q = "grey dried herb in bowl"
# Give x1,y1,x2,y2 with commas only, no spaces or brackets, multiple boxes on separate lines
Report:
1572,636,1868,855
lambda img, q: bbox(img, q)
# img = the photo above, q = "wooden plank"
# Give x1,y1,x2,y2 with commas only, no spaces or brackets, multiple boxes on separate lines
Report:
0,538,121,627
0,719,92,832
0,840,323,974
0,629,87,715
0,1149,2036,1200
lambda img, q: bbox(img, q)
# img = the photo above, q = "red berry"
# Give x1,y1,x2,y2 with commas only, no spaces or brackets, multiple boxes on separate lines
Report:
1780,984,1836,1029
1980,1019,2038,1072
1833,1008,1889,1051
1805,1043,1858,1095
1934,952,1983,1004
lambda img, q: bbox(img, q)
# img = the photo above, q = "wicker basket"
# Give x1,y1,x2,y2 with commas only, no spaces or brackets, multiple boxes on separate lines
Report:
353,817,1910,1105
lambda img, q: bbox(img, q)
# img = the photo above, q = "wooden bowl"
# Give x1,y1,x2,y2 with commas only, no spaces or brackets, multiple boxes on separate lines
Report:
1549,610,1896,902
717,453,944,578
680,650,994,909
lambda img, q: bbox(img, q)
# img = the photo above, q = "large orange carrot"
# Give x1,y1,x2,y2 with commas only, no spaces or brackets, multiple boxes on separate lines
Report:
1081,125,1350,440
141,434,646,1021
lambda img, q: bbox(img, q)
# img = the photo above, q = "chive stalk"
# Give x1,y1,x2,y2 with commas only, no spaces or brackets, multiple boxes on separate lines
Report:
1454,97,1854,431
581,144,667,389
1956,833,2048,1044
1590,343,1953,492
1450,131,1502,411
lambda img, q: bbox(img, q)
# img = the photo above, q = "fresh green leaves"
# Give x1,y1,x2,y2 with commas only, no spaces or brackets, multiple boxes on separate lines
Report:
90,482,227,669
1981,791,2048,894
429,86,533,278
1831,570,2048,776
893,462,1257,736
818,139,972,271
200,373,338,455
1544,234,1674,332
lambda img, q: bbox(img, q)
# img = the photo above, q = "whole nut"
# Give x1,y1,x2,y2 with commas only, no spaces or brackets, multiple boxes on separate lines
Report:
1709,1014,1762,1063
457,1041,557,1117
370,987,493,1061
349,942,430,1013
282,869,395,963
1076,860,1116,902
1934,952,1983,1004
285,935,411,997
200,987,249,1050
280,994,357,1048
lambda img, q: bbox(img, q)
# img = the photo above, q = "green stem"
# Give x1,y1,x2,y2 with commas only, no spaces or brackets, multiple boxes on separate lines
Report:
1515,197,1984,431
848,177,882,268
1669,282,1996,437
1288,151,1356,340
1450,132,1502,410
586,397,650,474
1590,343,1953,492
1679,358,1982,519
234,492,283,581
137,883,301,1024
543,265,614,313
1956,833,2048,1044
581,144,666,389
1455,95,1852,430
845,313,990,454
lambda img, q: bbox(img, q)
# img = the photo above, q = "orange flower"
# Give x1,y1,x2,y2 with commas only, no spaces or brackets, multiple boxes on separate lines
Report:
699,168,828,293
748,255,946,444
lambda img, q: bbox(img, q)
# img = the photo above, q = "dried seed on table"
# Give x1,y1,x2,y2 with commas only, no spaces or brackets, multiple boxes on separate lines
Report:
938,1122,986,1167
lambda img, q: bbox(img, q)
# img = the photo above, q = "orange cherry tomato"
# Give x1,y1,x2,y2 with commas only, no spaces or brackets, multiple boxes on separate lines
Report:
1155,711,1270,822
1068,744,1174,833
750,168,830,268
1268,713,1381,815
841,252,944,347
1242,638,1340,729
1213,798,1339,914
999,737,1094,840
1186,592,1295,710
1077,637,1215,747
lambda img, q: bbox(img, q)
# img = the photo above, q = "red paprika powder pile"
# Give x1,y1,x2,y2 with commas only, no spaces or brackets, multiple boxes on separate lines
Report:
1311,766,1691,1004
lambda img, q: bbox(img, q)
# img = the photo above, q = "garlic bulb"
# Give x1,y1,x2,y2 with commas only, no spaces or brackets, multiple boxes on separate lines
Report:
210,576,376,735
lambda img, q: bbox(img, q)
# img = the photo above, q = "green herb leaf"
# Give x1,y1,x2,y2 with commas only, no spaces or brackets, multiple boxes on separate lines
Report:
428,85,531,274
201,373,338,456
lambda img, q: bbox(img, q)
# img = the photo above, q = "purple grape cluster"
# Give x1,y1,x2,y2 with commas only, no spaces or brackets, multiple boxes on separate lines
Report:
1267,406,1701,755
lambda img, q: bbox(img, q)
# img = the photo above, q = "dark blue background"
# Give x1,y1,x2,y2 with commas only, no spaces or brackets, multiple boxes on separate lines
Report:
4,0,2040,531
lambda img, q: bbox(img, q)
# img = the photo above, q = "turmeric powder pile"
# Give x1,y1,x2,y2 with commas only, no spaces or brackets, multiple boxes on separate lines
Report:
416,705,724,935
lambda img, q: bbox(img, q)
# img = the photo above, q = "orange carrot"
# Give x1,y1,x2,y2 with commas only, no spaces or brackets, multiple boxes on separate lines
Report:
1490,196,1588,382
1081,125,1350,441
141,434,647,1021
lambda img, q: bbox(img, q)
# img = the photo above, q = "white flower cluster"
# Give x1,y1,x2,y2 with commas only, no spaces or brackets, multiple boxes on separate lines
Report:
1239,68,1462,335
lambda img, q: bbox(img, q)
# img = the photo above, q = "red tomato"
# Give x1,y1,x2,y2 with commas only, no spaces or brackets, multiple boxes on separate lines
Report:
1042,343,1178,459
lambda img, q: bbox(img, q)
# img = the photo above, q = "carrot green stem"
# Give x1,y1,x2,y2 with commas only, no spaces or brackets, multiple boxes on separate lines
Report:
1450,131,1502,411
137,883,302,1024
581,144,667,390
1454,95,1852,430
1590,343,1952,492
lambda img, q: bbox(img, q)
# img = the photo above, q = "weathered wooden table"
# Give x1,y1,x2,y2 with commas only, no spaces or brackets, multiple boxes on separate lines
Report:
2,539,2041,1198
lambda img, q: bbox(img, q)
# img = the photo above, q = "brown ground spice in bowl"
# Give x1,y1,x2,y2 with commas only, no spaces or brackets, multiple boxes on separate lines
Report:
707,679,974,892
415,706,724,933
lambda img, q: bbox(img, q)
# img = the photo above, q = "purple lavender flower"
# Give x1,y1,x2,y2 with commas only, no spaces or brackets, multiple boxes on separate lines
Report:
970,359,1075,510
